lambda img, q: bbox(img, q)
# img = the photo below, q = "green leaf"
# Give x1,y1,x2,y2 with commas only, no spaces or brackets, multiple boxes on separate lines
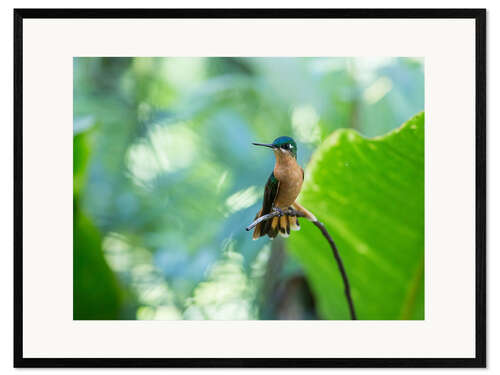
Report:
73,202,124,320
73,126,126,320
73,130,91,197
288,112,424,320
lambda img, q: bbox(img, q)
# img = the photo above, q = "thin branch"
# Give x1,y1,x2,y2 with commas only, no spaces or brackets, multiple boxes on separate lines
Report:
312,220,357,320
246,209,357,320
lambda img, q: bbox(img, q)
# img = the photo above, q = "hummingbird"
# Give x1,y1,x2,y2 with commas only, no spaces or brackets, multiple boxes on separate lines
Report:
251,136,305,239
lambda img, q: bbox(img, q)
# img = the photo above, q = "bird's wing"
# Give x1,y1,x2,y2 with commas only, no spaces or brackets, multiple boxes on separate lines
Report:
262,171,280,215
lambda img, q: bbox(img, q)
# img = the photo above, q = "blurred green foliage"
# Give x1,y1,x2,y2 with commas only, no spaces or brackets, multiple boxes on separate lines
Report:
73,57,424,320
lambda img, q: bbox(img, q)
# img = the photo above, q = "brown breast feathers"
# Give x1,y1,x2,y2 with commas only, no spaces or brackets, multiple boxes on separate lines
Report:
273,150,303,208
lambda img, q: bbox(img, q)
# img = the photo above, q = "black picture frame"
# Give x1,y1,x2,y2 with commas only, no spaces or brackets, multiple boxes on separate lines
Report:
13,8,486,368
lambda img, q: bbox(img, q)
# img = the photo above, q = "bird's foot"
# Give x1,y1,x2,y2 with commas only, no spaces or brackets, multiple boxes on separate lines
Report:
273,207,285,217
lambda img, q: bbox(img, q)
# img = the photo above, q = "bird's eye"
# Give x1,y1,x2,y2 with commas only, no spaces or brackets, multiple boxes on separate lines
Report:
283,144,291,150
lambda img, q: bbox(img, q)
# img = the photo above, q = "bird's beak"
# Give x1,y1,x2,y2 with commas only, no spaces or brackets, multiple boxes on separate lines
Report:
252,142,275,149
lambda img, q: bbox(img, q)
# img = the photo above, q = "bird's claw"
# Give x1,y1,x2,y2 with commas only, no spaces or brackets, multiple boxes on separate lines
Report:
273,207,285,217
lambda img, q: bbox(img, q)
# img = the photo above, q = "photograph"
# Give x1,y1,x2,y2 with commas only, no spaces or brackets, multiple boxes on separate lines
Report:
73,56,425,321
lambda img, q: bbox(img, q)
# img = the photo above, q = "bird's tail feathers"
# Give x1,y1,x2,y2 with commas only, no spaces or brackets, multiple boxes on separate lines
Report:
252,209,264,240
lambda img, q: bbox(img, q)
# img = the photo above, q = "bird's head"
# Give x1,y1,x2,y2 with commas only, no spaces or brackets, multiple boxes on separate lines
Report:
252,136,297,159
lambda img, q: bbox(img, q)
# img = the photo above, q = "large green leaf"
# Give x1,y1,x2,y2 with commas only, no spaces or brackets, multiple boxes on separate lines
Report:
73,204,124,320
73,128,126,320
288,112,424,320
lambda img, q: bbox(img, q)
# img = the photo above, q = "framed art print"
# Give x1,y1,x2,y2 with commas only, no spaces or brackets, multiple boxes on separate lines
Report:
14,8,486,367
